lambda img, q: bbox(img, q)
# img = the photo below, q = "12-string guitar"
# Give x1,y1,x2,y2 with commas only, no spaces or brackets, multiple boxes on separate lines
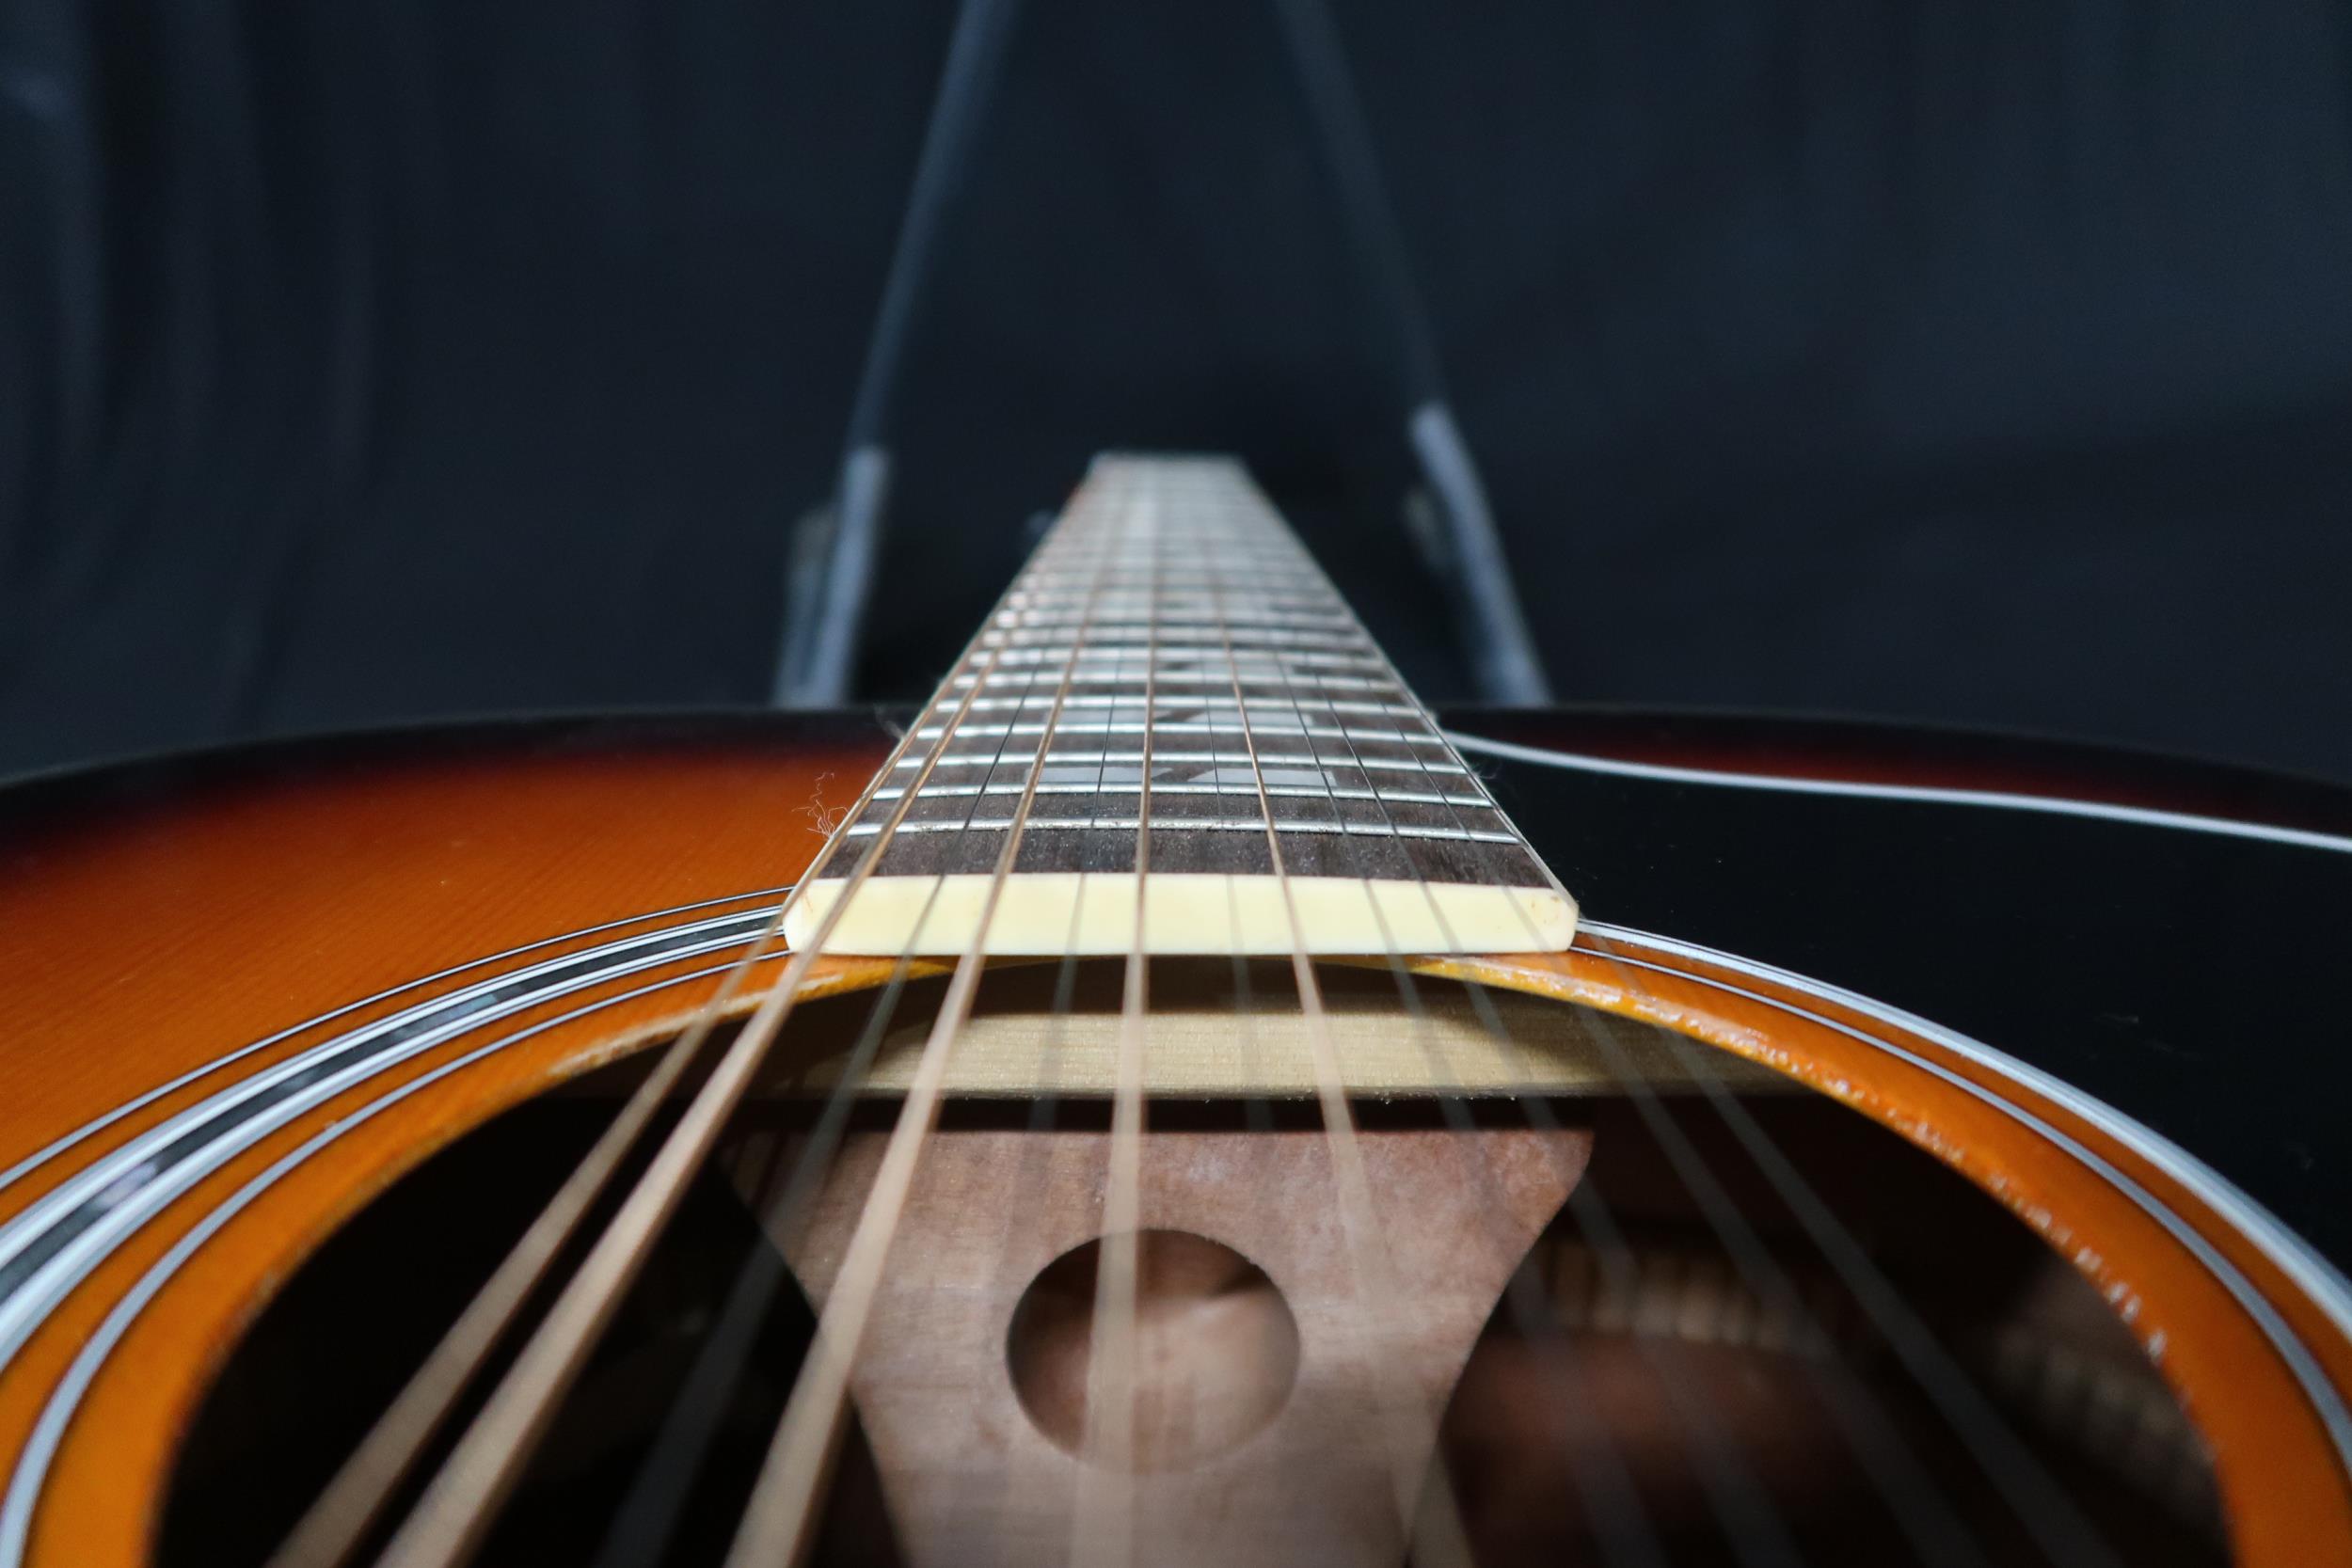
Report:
2,456,2350,1567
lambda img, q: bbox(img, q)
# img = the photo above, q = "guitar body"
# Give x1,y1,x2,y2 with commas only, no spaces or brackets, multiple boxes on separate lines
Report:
3,706,2349,1567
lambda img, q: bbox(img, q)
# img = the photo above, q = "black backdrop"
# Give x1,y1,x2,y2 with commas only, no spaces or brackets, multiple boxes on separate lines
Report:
5,0,2350,782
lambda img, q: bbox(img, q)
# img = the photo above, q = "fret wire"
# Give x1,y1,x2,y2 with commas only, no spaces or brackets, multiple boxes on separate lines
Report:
954,647,1387,669
993,601,1355,615
949,671,1400,691
871,782,1493,806
357,461,1093,1568
1016,577,1326,591
951,695,1421,717
891,750,1478,777
1237,546,1418,882
723,467,1147,1567
1192,487,1464,1552
1176,469,1542,879
909,721,1449,742
981,624,1370,646
1066,450,1160,1560
1002,592,1337,609
845,816,1520,844
927,534,1105,839
996,658,1366,679
1258,583,1631,1560
1311,611,1469,822
1265,574,1490,882
882,454,1549,888
990,614,1363,635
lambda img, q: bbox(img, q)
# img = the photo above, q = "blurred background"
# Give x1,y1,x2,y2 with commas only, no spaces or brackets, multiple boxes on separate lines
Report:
4,0,2350,782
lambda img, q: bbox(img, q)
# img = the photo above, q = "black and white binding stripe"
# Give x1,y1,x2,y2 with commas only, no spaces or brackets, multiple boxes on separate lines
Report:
1,896,2349,1560
1447,730,2352,857
0,903,784,1375
1580,918,2352,1471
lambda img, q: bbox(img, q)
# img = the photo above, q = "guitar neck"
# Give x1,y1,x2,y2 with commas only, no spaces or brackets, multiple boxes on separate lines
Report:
786,454,1576,957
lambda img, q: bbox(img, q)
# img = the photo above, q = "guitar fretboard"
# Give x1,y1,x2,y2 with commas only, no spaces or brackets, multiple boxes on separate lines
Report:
786,455,1577,957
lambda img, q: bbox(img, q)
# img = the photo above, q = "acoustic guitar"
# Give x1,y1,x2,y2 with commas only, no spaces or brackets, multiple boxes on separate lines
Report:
0,454,2346,1567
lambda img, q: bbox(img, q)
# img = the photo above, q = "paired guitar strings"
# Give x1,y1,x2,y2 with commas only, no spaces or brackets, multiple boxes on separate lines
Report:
1294,565,1803,1567
275,465,2131,1568
721,472,1478,1566
1226,555,1670,1567
368,657,1011,1568
1314,477,2121,1567
1199,528,1482,1567
1574,931,2127,1568
694,474,1479,1566
594,577,1104,1566
1172,477,2122,1567
1221,497,1808,1566
278,482,1061,1568
723,473,1138,1566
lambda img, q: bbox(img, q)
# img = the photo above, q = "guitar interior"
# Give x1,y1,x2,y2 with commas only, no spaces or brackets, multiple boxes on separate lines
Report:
162,961,2227,1567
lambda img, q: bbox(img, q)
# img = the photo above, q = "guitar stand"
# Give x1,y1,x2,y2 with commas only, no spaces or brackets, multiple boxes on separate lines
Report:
771,0,1552,709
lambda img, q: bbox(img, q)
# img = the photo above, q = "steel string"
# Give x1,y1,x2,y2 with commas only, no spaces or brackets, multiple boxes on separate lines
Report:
361,475,1076,1568
718,471,1135,1567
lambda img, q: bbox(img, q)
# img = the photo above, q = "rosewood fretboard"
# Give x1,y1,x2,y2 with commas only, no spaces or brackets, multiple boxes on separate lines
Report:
786,455,1576,956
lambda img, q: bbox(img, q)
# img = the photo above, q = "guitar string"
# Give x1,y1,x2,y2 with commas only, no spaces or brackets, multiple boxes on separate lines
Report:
1241,481,1747,1564
586,535,1111,1560
1476,875,2025,1562
583,596,1093,1568
730,473,1136,1563
979,478,1160,1560
1070,478,1160,1565
452,465,2084,1568
1377,921,1809,1563
1245,467,2040,1567
363,492,1063,1568
585,933,936,1568
1559,959,2010,1562
1224,879,1277,1136
369,748,977,1568
1345,452,2084,1564
1218,490,1672,1568
977,907,1091,1550
716,470,1133,1567
1375,905,1806,1565
1422,738,2001,1567
305,462,2126,1565
263,956,763,1568
1199,508,1478,1565
269,688,944,1568
1194,490,1492,1564
1573,927,2127,1568
694,467,2106,1564
1425,931,1878,1568
1267,485,1811,1568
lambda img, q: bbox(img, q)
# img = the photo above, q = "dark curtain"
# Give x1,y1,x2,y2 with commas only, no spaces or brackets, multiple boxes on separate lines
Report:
4,1,2350,779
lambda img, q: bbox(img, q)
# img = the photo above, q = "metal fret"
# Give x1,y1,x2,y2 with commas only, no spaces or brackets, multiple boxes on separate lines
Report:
949,670,1399,690
980,624,1369,647
871,783,1493,807
891,751,1480,777
950,696,1421,716
847,817,1522,844
787,453,1577,957
906,721,1452,743
953,647,1385,669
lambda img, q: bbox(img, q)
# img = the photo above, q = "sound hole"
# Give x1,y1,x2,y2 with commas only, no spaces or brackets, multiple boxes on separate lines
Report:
1005,1228,1300,1471
157,966,2232,1566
